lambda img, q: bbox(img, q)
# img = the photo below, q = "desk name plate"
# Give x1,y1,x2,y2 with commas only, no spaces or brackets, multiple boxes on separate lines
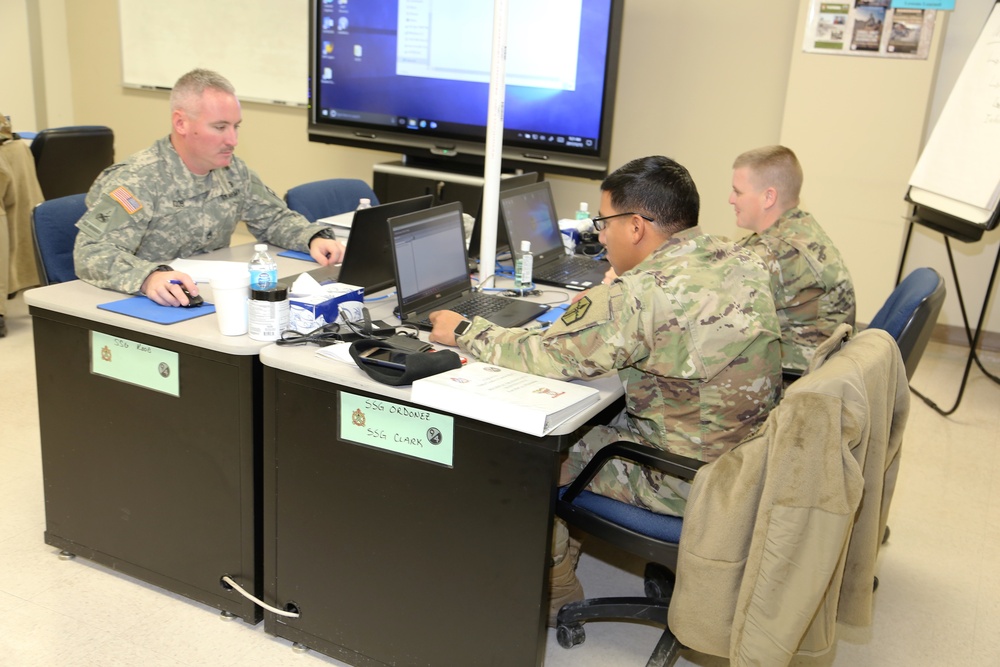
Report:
90,331,180,397
339,392,454,467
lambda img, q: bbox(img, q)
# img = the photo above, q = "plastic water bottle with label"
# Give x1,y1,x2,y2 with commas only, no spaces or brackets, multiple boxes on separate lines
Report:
514,240,534,290
248,244,278,291
575,202,590,220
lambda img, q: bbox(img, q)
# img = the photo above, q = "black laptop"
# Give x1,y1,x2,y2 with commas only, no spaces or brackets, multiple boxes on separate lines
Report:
467,172,541,261
296,195,434,292
388,201,550,329
499,181,610,290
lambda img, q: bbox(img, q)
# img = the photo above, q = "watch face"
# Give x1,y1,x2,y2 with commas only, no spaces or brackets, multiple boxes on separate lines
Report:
455,321,471,336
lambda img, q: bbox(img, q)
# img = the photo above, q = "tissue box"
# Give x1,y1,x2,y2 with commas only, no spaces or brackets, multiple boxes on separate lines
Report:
288,282,364,331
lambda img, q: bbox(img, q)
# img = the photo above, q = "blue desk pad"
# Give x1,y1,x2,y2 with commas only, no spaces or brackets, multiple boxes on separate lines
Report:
278,249,316,262
97,295,217,324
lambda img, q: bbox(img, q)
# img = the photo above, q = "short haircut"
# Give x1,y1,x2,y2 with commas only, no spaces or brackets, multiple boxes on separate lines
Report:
732,145,803,205
601,155,700,235
170,69,236,115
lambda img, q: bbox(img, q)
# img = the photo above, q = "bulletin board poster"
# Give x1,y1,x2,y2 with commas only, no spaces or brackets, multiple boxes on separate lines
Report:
803,1,936,58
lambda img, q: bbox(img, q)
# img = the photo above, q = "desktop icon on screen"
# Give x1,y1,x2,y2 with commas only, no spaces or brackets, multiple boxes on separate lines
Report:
324,41,334,55
338,17,349,31
353,44,363,58
322,67,333,81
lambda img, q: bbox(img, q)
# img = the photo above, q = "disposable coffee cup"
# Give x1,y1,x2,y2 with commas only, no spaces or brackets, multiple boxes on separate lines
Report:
209,271,251,336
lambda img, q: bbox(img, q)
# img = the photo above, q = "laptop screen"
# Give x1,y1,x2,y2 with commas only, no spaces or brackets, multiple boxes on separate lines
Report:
390,202,472,309
499,181,566,259
468,172,541,257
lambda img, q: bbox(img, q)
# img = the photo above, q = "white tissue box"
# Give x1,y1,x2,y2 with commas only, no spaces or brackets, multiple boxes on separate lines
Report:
288,283,364,331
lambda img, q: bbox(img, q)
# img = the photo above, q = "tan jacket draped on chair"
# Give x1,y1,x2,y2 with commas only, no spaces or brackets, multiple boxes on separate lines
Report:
0,137,44,311
668,325,909,667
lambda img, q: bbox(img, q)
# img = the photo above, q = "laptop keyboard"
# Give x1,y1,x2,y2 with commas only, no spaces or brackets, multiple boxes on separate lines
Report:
534,257,605,283
416,292,510,327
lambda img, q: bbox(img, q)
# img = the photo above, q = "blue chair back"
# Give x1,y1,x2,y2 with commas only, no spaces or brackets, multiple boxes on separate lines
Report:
31,193,88,285
868,267,946,379
284,179,379,222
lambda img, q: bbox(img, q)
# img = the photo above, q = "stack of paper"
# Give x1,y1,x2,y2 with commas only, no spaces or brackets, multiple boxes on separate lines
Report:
411,362,600,436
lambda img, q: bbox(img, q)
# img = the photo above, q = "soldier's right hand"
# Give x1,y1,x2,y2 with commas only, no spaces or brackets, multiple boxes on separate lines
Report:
141,270,200,307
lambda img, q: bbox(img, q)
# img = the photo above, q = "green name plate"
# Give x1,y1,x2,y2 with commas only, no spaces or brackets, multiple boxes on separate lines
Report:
90,331,180,397
339,392,454,467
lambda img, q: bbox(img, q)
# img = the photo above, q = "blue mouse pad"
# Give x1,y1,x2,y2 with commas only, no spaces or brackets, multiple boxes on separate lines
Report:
97,295,217,324
278,249,317,262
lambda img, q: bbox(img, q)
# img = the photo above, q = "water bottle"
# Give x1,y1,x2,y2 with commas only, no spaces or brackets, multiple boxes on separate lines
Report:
514,240,533,290
575,202,590,221
249,244,278,291
357,197,372,210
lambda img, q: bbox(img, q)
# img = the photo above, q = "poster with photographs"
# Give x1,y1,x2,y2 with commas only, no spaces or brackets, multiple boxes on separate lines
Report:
803,1,936,59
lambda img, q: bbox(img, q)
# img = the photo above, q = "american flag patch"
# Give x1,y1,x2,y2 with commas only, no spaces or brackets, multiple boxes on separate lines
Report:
109,186,143,214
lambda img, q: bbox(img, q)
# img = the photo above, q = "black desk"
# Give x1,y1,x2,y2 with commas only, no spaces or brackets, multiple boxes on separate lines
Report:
259,338,623,665
25,246,315,623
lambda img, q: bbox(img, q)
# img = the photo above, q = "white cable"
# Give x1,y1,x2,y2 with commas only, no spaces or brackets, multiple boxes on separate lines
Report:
221,575,300,617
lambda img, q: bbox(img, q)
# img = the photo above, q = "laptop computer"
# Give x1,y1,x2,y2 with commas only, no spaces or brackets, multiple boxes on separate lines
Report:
388,201,550,330
499,181,610,290
294,194,434,292
467,172,541,261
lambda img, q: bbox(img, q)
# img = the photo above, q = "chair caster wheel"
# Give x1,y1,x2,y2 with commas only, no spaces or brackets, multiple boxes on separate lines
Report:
556,622,586,649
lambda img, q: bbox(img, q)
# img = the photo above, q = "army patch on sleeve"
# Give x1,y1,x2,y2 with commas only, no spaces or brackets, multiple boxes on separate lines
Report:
561,295,593,326
108,186,143,214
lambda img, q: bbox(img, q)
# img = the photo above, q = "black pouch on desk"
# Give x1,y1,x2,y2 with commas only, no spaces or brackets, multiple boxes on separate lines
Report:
349,338,462,386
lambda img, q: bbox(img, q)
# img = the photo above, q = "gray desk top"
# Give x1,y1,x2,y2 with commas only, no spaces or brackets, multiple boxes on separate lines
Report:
24,244,318,356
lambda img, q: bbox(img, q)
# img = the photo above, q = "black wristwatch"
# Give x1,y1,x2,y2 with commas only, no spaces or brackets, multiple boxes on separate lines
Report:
309,227,338,245
454,320,472,337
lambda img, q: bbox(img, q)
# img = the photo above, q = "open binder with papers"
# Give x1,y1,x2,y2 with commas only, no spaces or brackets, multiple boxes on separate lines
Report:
411,362,601,437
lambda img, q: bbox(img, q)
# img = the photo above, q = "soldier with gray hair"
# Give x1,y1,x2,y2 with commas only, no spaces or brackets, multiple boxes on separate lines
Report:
729,145,856,372
73,68,345,306
429,155,782,624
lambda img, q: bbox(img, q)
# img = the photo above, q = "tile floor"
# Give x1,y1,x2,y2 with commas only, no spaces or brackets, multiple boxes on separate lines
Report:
2,286,1000,666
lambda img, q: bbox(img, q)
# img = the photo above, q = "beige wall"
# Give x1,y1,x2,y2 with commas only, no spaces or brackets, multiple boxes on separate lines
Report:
19,0,995,332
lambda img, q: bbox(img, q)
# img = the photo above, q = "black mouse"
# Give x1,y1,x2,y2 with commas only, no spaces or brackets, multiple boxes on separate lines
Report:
180,285,204,308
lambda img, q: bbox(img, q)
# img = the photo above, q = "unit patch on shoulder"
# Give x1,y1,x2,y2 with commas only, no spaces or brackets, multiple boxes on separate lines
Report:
109,186,143,214
561,296,593,326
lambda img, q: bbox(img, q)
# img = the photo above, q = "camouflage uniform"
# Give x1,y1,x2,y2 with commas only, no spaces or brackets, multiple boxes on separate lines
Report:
458,226,782,516
740,208,856,373
74,136,327,294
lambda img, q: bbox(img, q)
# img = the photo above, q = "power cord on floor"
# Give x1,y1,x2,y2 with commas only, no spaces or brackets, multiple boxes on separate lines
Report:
221,575,299,618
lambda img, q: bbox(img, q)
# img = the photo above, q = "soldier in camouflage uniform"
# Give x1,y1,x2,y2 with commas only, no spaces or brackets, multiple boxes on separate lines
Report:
429,156,782,624
730,145,856,372
73,69,345,306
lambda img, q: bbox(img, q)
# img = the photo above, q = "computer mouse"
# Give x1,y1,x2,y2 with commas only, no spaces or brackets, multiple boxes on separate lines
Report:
179,286,204,308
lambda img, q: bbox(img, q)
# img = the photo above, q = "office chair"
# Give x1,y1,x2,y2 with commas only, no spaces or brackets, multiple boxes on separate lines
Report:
555,444,703,665
555,328,908,666
31,193,88,285
867,267,946,381
284,178,380,222
30,126,114,200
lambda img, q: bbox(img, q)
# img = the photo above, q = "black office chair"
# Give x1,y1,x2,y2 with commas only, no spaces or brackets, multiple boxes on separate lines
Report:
555,444,703,665
284,178,380,222
31,193,88,285
555,329,907,666
30,126,115,201
866,267,946,381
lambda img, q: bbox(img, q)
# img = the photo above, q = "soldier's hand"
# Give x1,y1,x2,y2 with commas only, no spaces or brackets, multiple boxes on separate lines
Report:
428,310,465,347
141,270,199,307
309,237,346,265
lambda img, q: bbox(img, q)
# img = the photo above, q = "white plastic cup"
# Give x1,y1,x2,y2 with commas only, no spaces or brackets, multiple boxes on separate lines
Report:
210,271,251,336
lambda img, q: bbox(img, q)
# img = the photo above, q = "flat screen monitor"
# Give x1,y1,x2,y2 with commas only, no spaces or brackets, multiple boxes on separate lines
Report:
308,0,625,180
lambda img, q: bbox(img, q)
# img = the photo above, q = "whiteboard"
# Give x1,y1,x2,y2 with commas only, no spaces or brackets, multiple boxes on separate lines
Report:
909,1,1000,222
118,0,309,107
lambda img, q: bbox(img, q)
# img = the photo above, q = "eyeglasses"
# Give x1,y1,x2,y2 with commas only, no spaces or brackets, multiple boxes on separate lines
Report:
590,211,654,231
